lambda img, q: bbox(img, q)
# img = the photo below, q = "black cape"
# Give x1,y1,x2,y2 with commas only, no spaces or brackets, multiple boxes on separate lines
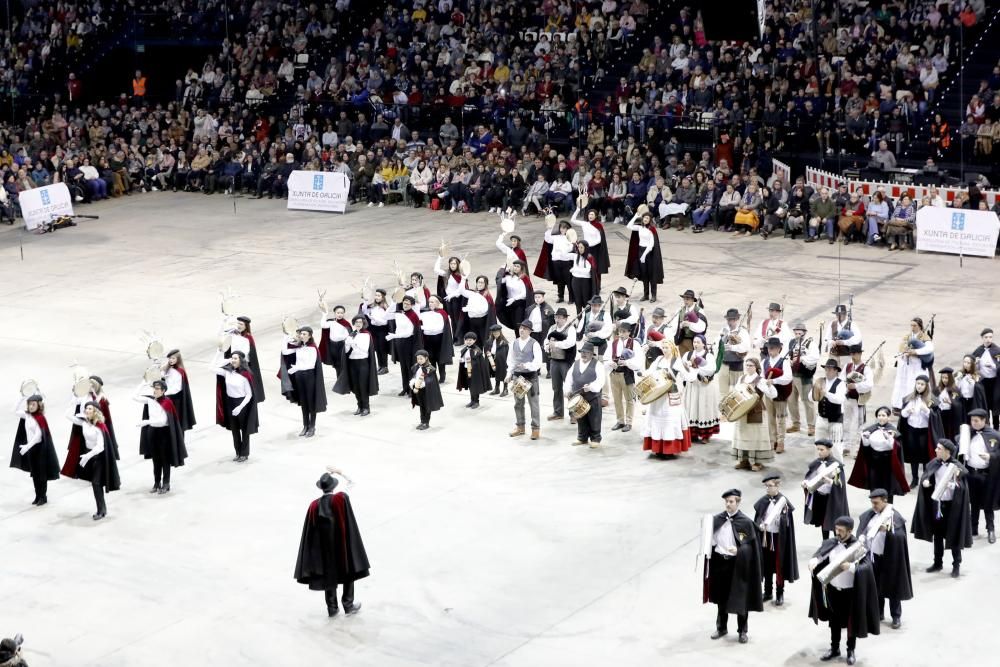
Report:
962,426,1000,511
226,334,266,402
423,310,455,367
169,367,197,431
494,269,533,330
294,492,371,591
848,424,910,497
897,402,944,465
972,344,1000,404
624,224,664,285
803,458,850,531
332,332,381,398
488,338,509,381
857,507,914,601
705,510,764,615
911,458,974,549
215,368,260,435
11,414,60,480
279,344,328,414
752,493,800,585
807,536,881,639
456,345,492,395
62,423,121,492
138,397,188,468
411,363,444,412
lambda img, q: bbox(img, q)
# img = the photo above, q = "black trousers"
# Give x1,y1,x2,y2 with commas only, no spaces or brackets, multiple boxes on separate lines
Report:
760,541,784,594
711,554,748,633
419,403,432,425
395,337,417,393
550,359,572,416
552,260,573,301
982,376,998,428
348,358,371,410
151,430,172,486
576,392,602,443
32,474,48,501
369,324,390,369
968,468,996,531
871,554,902,620
826,585,856,650
89,456,107,514
324,580,355,611
571,276,594,313
932,501,963,565
226,395,251,457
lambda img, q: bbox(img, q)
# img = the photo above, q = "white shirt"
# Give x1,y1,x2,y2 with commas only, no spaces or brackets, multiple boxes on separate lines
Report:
790,334,819,369
461,288,489,318
841,362,873,399
979,349,997,379
611,300,639,325
14,400,42,450
625,216,655,261
362,302,391,326
756,317,793,353
503,274,527,305
933,462,956,501
322,318,350,342
229,332,251,356
827,541,858,590
863,507,893,556
528,304,543,332
958,374,977,399
506,337,544,377
434,257,466,300
405,286,428,309
569,208,602,246
345,331,372,360
419,311,445,335
164,367,183,396
570,254,594,278
136,394,168,427
712,515,738,555
67,411,104,456
563,358,607,394
901,398,930,428
579,310,613,339
495,234,520,263
819,376,846,406
545,228,574,262
283,340,318,374
718,325,751,356
968,433,989,470
545,324,578,355
764,354,793,386
863,426,895,452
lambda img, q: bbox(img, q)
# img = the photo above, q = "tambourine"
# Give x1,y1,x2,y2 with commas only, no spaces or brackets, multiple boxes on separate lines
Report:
392,286,406,304
459,258,472,276
20,379,39,397
636,203,649,217
439,239,450,257
281,316,299,336
500,216,516,233
221,294,238,316
143,364,163,383
577,193,590,209
146,340,165,360
565,228,579,244
219,333,233,352
544,213,557,230
72,376,92,398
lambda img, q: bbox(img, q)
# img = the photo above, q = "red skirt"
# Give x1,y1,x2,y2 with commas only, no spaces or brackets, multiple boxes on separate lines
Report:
643,430,692,455
690,424,720,442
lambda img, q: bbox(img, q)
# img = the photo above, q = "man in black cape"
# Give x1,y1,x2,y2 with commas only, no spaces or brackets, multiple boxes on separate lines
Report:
807,516,880,665
752,473,799,607
456,332,492,409
911,439,973,577
137,380,188,494
962,408,1000,543
857,488,913,629
971,327,1000,428
705,488,764,644
332,315,380,416
803,439,850,539
294,472,369,617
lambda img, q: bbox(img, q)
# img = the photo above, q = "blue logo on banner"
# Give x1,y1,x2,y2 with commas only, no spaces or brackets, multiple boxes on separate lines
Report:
951,212,965,231
41,190,51,205
312,175,324,190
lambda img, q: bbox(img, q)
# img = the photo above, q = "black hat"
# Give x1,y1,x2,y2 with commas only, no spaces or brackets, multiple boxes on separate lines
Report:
464,332,478,341
938,366,954,375
768,302,782,311
352,314,368,325
488,324,503,332
915,374,929,382
679,289,696,299
814,438,833,448
721,488,742,499
938,439,957,455
316,473,339,493
580,342,596,355
402,295,416,305
555,307,569,317
725,308,740,319
822,359,841,371
296,326,313,335
588,295,604,305
869,488,889,499
969,408,989,419
533,289,546,296
237,315,251,324
519,319,533,330
981,327,993,336
612,286,628,296
849,344,863,354
414,348,430,358
510,234,522,242
792,321,807,331
166,348,180,358
26,394,43,403
833,304,847,315
652,307,666,317
766,337,782,348
374,288,387,296
614,309,632,321
89,375,103,386
618,321,633,332
834,516,854,529
762,473,782,483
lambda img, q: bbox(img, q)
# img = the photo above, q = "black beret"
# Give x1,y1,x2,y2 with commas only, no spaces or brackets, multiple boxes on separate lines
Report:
869,488,889,499
762,473,782,483
969,408,989,419
721,488,742,499
814,438,833,448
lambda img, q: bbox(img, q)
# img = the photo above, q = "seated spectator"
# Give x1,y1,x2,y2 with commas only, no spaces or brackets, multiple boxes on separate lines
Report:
807,187,837,244
886,195,917,251
865,191,890,246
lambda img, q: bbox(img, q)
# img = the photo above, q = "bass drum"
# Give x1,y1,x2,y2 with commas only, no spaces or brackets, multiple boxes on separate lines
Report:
636,369,674,405
568,394,591,419
719,383,760,421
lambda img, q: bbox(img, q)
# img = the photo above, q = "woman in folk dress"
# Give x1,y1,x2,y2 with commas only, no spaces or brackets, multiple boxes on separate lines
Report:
680,334,720,443
638,332,691,458
732,357,778,472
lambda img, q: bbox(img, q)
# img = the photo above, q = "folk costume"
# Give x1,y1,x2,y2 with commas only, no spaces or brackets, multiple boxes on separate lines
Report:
705,490,764,643
525,292,556,372
681,346,721,442
848,414,910,502
419,303,455,383
960,410,1000,540
332,320,380,416
62,404,120,520
410,354,444,429
457,334,492,408
541,223,575,303
892,331,935,410
10,397,60,506
898,376,945,485
731,365,777,470
972,330,1000,427
717,309,751,397
841,347,874,456
294,473,369,617
434,256,469,343
223,316,266,402
163,352,196,431
506,326,545,439
857,494,913,627
672,290,708,356
624,212,663,301
639,336,691,457
788,323,820,435
911,443,973,576
461,279,497,351
214,353,259,461
319,311,352,380
387,299,423,396
815,360,848,461
607,329,641,432
569,207,610,275
762,338,793,454
360,291,393,373
280,329,328,437
136,386,187,493
568,241,600,313
486,325,510,396
803,444,850,539
752,476,799,606
545,311,579,419
563,343,606,446
495,261,533,330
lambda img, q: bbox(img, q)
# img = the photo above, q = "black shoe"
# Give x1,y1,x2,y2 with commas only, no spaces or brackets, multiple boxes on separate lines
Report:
490,388,500,395
35,497,47,506
469,401,480,409
298,427,308,437
738,632,748,644
233,455,241,462
93,512,105,521
611,423,624,431
846,650,856,665
353,408,362,415
416,423,429,430
926,563,943,573
891,618,901,629
327,606,339,617
465,401,475,408
820,649,841,661
237,456,248,462
150,484,161,494
31,497,40,506
989,530,996,544
360,409,370,416
158,485,170,495
622,425,631,433
305,428,315,438
499,388,508,397
951,565,960,578
710,629,727,640
398,390,409,397
762,590,773,602
775,591,784,606
377,367,389,375
344,602,362,615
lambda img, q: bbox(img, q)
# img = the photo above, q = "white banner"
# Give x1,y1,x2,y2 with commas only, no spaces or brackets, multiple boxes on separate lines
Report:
19,183,74,231
915,207,999,258
286,170,349,213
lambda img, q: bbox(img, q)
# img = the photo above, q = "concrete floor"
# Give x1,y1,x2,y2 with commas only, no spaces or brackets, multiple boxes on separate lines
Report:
1,194,998,667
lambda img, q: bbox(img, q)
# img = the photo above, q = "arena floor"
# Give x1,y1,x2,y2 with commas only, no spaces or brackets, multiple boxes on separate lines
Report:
1,194,998,667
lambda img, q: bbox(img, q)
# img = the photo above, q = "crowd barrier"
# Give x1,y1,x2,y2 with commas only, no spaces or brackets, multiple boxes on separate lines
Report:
805,167,999,208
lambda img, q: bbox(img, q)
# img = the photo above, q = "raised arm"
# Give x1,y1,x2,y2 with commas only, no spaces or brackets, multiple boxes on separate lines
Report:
433,255,447,277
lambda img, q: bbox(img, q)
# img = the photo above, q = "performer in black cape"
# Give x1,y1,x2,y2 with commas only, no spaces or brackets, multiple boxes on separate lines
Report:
569,203,611,275
857,488,913,629
803,439,850,539
387,295,423,397
624,209,663,302
911,439,973,577
410,350,444,430
318,304,352,382
434,254,469,343
360,288,392,375
333,315,379,417
294,472,369,617
162,349,196,431
848,406,910,502
135,380,187,494
280,326,328,437
214,351,259,462
971,327,1000,428
11,394,60,506
957,354,990,419
460,276,497,349
705,488,764,644
568,239,600,313
456,332,491,409
752,473,799,607
486,324,510,396
807,516,880,665
897,374,944,488
419,295,455,383
62,401,120,520
223,315,266,402
935,367,967,441
961,408,1000,543
495,260,533,330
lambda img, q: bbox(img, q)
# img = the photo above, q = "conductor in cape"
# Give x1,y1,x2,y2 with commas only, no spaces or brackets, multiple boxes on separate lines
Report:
706,488,764,644
807,516,880,665
294,472,370,617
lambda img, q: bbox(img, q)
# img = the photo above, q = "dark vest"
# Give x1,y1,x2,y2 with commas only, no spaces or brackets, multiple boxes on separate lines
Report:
611,337,636,384
571,358,598,395
845,362,865,400
548,325,577,362
790,337,816,380
817,378,843,421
